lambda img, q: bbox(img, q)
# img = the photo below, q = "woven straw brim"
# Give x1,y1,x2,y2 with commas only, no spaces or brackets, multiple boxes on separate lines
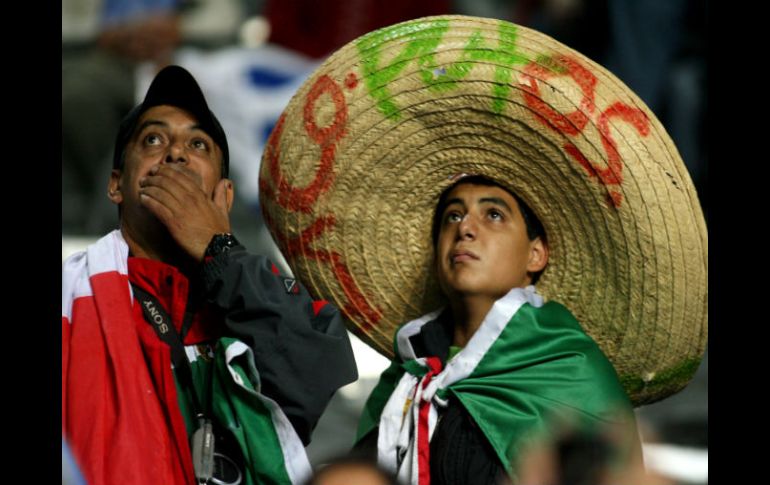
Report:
259,15,707,405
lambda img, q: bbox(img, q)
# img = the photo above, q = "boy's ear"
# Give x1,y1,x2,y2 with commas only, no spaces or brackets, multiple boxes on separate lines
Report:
527,237,548,274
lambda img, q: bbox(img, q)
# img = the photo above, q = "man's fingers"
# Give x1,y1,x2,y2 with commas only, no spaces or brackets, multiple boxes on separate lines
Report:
139,177,184,206
154,164,204,192
141,165,202,198
213,178,230,213
139,192,175,226
139,185,183,215
140,170,202,206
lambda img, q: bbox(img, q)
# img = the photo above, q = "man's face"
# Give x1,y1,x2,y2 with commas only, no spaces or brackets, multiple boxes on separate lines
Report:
108,105,223,224
436,183,548,300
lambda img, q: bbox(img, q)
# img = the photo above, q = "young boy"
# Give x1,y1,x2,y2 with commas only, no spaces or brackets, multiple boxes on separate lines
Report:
354,175,641,484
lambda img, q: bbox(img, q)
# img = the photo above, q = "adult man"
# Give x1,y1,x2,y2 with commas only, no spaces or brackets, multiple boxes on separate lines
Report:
62,65,358,485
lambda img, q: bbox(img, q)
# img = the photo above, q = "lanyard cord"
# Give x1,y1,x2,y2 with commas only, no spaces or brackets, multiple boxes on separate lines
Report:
131,282,209,419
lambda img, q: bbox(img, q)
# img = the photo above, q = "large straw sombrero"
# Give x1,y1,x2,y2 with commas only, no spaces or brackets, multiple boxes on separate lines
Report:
259,15,707,405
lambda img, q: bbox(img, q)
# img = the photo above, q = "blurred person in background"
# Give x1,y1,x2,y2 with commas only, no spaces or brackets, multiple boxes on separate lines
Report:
305,456,402,485
513,414,672,485
263,0,450,59
62,439,87,485
63,0,183,235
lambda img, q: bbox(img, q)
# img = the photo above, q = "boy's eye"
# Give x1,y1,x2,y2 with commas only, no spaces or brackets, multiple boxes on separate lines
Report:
488,209,503,220
444,212,463,224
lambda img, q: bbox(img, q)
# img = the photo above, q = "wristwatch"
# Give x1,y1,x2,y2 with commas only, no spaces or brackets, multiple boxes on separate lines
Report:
204,233,240,259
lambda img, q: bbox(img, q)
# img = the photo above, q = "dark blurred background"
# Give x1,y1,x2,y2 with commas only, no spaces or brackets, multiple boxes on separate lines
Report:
62,1,708,483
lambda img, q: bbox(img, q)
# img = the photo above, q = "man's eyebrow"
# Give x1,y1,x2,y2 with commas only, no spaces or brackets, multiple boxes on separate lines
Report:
479,197,513,213
136,120,208,135
189,123,206,134
135,120,169,133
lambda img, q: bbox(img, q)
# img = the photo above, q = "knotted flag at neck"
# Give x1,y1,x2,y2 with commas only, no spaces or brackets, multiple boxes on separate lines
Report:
358,286,638,484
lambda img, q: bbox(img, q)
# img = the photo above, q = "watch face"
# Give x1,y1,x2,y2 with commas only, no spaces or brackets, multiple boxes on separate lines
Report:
206,234,239,258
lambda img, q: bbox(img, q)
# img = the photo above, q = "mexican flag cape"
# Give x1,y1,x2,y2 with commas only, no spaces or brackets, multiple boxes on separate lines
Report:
356,286,637,484
62,230,311,485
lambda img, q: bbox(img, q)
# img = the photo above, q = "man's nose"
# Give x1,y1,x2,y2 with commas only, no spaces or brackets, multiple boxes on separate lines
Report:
165,140,187,164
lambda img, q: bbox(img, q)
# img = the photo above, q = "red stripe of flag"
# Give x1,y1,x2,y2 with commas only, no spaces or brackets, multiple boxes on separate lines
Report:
417,357,442,485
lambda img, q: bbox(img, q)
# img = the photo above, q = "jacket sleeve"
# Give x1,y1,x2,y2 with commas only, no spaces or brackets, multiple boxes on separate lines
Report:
201,245,358,445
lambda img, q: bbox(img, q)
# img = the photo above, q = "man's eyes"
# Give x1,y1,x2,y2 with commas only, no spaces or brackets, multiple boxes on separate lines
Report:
141,134,210,151
144,133,163,145
191,138,209,150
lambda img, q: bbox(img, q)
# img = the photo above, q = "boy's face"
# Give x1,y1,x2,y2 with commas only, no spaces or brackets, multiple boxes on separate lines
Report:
435,183,548,301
